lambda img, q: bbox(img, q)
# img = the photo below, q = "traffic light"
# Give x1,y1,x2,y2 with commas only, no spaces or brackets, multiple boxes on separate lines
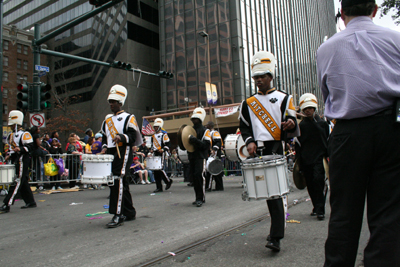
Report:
17,84,29,110
111,61,132,70
40,83,52,109
159,71,174,79
89,0,111,7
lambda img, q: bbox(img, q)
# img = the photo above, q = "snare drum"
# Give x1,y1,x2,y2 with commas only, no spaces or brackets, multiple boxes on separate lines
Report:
146,156,163,170
224,134,249,162
0,164,16,184
241,155,289,200
81,154,114,184
177,148,189,164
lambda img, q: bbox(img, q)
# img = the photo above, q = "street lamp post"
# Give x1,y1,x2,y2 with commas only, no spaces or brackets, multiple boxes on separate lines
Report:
199,31,212,118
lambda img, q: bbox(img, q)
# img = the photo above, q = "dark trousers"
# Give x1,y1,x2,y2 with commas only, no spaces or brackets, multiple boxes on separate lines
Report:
303,160,326,215
4,155,35,206
154,169,170,190
325,114,400,267
205,172,224,190
109,176,136,219
190,159,206,202
183,164,192,183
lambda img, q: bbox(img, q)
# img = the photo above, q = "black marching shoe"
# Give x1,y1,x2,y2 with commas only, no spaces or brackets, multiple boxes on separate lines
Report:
212,189,224,191
106,215,125,228
187,182,194,187
165,179,173,190
124,215,136,222
310,211,317,216
205,188,212,192
21,203,37,209
153,188,163,193
317,214,325,220
0,204,10,214
265,238,280,252
195,201,203,207
192,201,205,206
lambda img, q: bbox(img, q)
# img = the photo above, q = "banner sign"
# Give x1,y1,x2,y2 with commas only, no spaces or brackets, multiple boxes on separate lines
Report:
211,84,218,105
214,105,240,118
206,82,212,104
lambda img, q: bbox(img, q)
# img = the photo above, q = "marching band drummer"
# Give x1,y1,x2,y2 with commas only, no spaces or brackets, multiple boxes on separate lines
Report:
188,108,211,207
150,118,173,193
205,121,224,191
101,85,142,228
239,51,299,252
0,111,37,214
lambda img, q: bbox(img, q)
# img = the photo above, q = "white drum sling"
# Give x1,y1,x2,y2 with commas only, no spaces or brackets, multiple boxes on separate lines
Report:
81,154,114,185
241,155,289,201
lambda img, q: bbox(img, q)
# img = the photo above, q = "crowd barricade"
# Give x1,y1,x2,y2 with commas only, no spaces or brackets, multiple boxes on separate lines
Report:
28,153,82,186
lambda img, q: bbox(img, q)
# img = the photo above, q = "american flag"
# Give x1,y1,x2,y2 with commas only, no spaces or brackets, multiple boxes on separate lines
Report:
141,118,155,135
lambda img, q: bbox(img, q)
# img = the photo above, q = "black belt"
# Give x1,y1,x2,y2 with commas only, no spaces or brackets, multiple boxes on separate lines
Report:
336,108,392,123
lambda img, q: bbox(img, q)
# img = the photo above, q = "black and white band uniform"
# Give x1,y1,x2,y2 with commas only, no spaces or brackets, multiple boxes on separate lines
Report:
151,118,173,193
205,121,224,191
188,108,211,207
1,110,37,214
101,84,143,228
239,51,299,252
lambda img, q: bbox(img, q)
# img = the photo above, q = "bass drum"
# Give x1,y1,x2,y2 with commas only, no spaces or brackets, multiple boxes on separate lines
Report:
224,134,249,162
177,147,189,164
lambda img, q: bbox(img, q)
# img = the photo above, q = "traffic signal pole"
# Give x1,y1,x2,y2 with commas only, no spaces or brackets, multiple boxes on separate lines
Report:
0,0,4,153
32,24,41,111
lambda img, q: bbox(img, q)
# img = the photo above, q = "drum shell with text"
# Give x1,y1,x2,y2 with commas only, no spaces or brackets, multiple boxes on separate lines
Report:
81,154,114,184
0,164,15,184
146,156,163,170
224,134,249,162
241,155,289,200
177,148,189,164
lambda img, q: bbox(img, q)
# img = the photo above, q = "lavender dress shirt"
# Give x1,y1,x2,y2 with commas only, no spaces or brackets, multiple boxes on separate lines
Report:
317,17,400,120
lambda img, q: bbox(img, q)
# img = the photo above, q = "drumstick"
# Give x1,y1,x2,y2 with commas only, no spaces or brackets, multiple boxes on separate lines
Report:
116,144,121,158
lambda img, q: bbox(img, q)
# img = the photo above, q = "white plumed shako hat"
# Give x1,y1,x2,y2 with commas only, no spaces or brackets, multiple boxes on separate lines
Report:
191,107,206,122
154,118,164,129
107,84,127,106
299,93,318,111
251,51,276,79
8,110,24,126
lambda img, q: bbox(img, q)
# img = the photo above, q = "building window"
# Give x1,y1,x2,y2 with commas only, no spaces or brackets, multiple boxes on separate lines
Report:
23,60,28,70
17,59,22,69
17,44,22,53
3,104,8,115
3,88,8,98
3,56,8,66
3,40,9,50
23,45,28,55
3,72,8,81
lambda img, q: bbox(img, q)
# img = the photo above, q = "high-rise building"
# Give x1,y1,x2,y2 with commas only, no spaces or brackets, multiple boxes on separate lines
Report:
158,0,336,112
3,0,161,132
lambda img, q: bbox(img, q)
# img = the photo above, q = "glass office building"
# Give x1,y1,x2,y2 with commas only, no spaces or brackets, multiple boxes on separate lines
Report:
3,0,161,125
159,0,336,111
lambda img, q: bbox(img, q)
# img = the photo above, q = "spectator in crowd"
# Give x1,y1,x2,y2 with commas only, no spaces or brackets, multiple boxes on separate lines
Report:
137,138,150,160
171,149,182,177
65,133,83,153
30,126,48,186
85,137,94,154
91,133,104,155
130,156,150,184
83,128,93,144
48,138,63,190
66,136,82,189
41,133,51,152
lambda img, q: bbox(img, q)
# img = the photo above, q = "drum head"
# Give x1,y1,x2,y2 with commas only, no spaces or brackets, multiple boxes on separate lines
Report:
293,158,307,190
208,159,224,175
237,134,249,161
182,125,196,152
224,134,240,162
177,124,187,151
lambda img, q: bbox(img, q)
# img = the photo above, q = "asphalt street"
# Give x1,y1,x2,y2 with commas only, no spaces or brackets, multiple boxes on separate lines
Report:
0,174,369,267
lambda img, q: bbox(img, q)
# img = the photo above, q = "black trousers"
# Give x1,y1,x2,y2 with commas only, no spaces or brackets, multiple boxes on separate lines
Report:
109,176,136,219
303,160,326,215
259,141,286,240
325,114,400,267
205,172,224,190
4,155,35,207
190,158,206,202
183,164,192,183
153,169,170,190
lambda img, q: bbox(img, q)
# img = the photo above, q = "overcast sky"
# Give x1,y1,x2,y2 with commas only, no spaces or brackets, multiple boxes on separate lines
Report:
334,0,400,32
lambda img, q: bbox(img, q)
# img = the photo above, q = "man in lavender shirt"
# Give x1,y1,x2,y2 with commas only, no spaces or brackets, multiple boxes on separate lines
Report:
317,0,400,266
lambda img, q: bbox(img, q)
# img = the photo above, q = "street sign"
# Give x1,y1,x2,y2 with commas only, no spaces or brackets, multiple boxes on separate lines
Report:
29,113,46,128
38,71,47,77
35,65,50,72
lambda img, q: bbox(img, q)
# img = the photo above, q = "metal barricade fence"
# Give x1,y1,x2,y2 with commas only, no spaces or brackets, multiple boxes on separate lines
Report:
29,153,81,186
